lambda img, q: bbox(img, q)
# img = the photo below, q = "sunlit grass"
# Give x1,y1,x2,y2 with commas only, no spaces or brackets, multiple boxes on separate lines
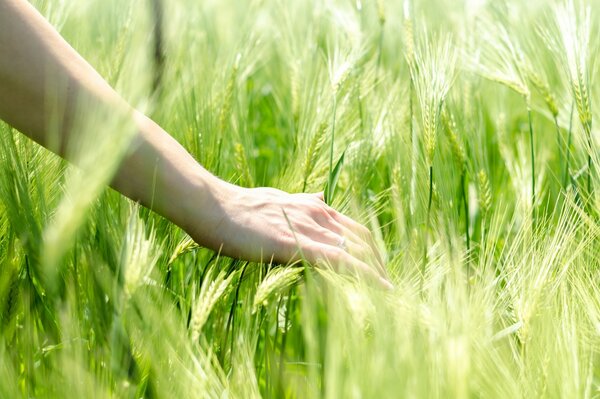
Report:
1,0,599,397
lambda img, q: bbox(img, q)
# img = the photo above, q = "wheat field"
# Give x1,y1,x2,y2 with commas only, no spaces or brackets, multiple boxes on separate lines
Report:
1,0,600,397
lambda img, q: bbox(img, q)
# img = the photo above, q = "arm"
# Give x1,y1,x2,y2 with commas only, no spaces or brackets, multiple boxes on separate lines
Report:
0,0,391,288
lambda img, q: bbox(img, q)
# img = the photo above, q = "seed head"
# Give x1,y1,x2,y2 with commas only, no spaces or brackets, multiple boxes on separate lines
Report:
478,169,492,216
377,0,386,25
442,109,466,172
409,34,457,166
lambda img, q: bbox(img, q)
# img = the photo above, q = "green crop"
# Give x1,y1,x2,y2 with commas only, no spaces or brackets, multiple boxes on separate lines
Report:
1,0,599,397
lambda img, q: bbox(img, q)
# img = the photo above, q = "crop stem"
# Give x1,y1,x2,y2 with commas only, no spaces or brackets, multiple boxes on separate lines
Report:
409,81,416,217
329,97,337,192
587,146,592,199
564,102,575,189
461,172,470,251
528,108,535,222
277,290,294,398
150,0,165,95
553,115,563,189
376,27,384,84
423,165,433,274
588,155,592,195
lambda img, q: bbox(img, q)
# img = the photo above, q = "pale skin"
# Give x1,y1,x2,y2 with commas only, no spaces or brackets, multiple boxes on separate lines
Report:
0,0,392,289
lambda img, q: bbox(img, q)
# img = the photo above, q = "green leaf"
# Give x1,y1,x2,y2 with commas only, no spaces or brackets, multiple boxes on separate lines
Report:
324,149,346,205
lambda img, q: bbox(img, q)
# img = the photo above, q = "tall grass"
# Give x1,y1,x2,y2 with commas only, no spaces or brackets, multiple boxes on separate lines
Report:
1,0,599,397
542,0,596,201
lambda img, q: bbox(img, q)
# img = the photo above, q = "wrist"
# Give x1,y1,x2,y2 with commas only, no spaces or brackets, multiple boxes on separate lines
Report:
178,168,240,250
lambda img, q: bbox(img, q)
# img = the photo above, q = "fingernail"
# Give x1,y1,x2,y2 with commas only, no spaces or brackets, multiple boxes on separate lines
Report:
380,278,394,291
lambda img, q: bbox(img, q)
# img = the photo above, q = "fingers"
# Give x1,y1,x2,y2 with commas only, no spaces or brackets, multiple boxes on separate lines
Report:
320,219,386,275
301,206,386,275
302,242,393,290
327,209,388,278
295,222,374,266
294,191,390,285
307,191,387,277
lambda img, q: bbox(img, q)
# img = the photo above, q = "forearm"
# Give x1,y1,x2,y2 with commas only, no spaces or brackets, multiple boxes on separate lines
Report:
114,113,232,244
0,0,119,151
0,0,225,240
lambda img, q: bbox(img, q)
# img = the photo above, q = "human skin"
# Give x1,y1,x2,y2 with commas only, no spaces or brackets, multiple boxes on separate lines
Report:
0,0,391,288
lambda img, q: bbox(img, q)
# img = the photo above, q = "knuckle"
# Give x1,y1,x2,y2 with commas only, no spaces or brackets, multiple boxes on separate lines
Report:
308,204,326,219
322,209,336,223
325,205,339,217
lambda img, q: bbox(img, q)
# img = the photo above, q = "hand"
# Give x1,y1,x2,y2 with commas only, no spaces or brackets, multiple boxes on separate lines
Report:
190,184,392,289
